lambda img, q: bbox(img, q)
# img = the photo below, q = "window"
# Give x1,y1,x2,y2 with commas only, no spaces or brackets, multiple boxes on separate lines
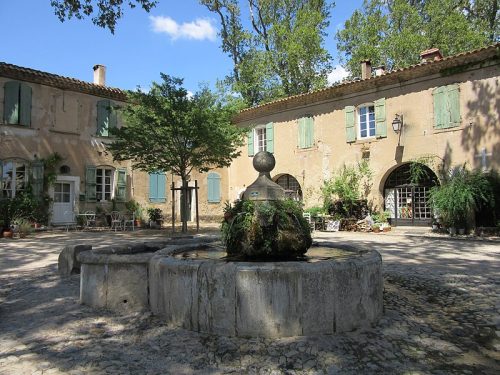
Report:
247,122,274,156
85,166,126,202
345,98,386,143
1,160,28,198
96,168,113,201
433,84,460,129
96,99,117,137
207,172,221,203
358,105,376,139
149,172,167,203
298,116,314,149
3,81,32,126
54,183,71,203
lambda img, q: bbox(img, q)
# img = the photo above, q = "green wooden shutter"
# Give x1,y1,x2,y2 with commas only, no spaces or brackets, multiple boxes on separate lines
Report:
30,160,44,198
109,102,117,132
207,172,221,203
157,173,166,202
149,173,158,202
345,106,356,142
298,117,304,148
306,116,314,147
447,84,460,128
433,87,446,129
19,83,32,126
374,98,387,138
96,100,110,136
116,168,127,202
4,81,20,124
85,166,97,202
266,122,274,153
247,129,254,156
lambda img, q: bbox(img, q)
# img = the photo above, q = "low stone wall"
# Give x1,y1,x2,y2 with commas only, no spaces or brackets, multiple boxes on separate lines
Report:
149,248,383,338
77,237,217,313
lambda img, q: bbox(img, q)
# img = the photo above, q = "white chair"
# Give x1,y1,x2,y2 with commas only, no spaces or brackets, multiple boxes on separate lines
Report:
110,211,123,231
303,212,315,232
84,211,96,230
123,212,135,231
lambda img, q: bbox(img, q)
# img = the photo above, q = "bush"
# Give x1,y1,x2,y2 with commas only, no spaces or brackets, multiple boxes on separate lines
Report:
429,166,493,229
147,207,164,222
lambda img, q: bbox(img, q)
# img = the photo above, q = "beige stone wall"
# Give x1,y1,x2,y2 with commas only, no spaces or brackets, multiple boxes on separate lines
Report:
0,78,229,223
230,61,499,211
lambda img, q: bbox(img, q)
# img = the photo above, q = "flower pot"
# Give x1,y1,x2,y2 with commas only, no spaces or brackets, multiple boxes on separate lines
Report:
372,227,380,233
458,228,466,235
448,227,457,235
3,230,13,239
383,227,391,232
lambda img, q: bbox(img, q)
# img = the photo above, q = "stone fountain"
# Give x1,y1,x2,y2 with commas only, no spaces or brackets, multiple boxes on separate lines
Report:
77,151,382,337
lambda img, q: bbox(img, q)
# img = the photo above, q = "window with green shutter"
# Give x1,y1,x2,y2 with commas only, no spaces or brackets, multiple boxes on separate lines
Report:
96,99,117,137
207,172,221,203
298,116,314,149
265,122,274,153
115,168,127,202
85,166,97,202
149,172,166,203
345,106,356,142
374,98,387,138
3,81,31,126
247,129,254,156
433,84,461,129
30,161,44,198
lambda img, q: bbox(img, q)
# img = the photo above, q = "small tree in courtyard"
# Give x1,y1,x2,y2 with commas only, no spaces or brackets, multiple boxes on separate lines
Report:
107,74,244,232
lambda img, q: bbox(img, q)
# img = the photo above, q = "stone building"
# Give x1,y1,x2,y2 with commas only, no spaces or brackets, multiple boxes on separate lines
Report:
0,63,227,226
229,44,499,226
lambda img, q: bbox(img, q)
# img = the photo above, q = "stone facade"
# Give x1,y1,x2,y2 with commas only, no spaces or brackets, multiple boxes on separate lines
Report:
0,63,228,225
229,44,500,225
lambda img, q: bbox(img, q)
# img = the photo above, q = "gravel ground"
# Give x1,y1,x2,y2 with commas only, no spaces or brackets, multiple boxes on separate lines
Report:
0,229,499,374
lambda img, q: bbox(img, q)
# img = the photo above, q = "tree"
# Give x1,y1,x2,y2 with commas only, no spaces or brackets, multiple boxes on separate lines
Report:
201,0,333,106
106,74,245,232
50,0,157,33
336,0,494,77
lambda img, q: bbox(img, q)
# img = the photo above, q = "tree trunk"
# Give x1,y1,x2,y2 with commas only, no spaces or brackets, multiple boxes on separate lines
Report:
180,178,189,233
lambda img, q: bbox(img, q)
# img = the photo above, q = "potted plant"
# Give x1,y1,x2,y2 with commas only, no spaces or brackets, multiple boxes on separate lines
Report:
125,199,143,227
147,207,164,228
372,224,381,233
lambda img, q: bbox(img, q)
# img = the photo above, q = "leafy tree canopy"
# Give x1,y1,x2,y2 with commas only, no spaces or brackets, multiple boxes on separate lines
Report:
336,0,497,77
201,0,334,106
50,0,157,33
107,74,245,181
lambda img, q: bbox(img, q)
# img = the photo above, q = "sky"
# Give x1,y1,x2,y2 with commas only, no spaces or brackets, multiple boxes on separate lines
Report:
0,0,362,93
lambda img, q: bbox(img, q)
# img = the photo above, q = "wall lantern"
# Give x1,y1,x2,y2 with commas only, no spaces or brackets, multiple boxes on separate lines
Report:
391,114,404,133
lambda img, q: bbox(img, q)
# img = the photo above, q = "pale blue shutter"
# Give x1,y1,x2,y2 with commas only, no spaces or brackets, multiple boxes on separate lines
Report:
207,172,221,203
19,83,32,126
4,81,20,124
433,87,446,129
85,166,97,202
447,84,461,128
149,172,166,203
157,173,166,202
109,102,117,131
31,161,44,198
96,100,110,136
116,168,127,202
374,98,387,138
305,116,314,147
247,130,254,156
266,122,274,153
345,106,356,142
149,173,158,202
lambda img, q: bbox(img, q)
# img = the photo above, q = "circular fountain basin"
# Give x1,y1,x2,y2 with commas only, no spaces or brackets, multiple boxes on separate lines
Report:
149,246,383,338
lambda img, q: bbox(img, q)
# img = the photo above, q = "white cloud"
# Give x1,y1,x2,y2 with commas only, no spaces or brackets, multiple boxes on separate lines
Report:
150,16,217,41
327,65,349,85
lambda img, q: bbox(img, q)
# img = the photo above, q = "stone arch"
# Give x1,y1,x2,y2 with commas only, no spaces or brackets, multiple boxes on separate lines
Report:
273,173,303,201
382,162,439,226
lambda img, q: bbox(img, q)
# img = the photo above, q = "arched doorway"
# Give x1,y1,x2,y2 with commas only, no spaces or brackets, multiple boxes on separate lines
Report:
274,174,303,201
384,163,438,226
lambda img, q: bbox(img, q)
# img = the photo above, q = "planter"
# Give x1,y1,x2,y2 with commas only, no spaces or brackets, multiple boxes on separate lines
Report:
383,227,391,232
448,227,457,235
3,230,13,239
458,228,466,235
372,227,380,233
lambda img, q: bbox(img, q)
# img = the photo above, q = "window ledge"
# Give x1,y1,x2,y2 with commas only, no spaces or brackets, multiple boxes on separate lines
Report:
296,145,319,153
0,124,37,132
49,129,80,136
351,137,380,145
432,125,463,134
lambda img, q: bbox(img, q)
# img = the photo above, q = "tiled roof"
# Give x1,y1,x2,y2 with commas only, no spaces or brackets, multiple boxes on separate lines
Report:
0,62,127,101
234,43,500,123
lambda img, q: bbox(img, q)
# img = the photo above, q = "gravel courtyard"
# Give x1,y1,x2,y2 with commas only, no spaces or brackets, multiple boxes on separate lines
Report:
0,229,499,374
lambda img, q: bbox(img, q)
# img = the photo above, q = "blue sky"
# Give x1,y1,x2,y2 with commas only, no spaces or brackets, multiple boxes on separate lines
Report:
1,0,361,93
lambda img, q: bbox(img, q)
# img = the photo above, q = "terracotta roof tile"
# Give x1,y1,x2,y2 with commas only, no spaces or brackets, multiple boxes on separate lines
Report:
0,62,127,101
235,43,499,123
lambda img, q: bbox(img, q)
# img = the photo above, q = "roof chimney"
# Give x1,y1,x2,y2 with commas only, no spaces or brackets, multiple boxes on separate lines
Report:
420,48,443,63
93,64,106,86
361,60,372,80
373,65,385,77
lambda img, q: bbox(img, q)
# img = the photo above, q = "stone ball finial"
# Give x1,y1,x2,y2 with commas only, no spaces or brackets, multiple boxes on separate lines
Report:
253,151,275,174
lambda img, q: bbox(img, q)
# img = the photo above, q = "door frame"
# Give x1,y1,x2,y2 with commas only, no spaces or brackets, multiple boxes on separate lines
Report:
49,175,80,224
